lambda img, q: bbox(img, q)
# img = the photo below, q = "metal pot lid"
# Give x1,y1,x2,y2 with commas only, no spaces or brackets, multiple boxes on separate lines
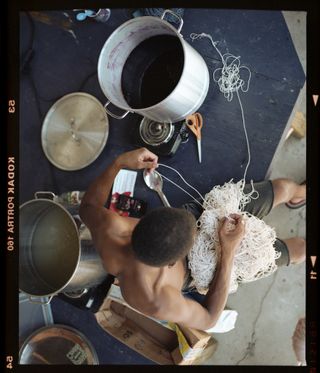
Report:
41,92,109,171
19,324,99,365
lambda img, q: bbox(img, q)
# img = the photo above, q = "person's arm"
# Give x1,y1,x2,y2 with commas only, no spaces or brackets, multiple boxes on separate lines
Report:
202,214,245,326
132,214,245,331
79,148,158,233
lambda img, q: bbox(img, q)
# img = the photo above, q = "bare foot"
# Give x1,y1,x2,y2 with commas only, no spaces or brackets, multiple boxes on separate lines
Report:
287,183,306,207
283,237,306,265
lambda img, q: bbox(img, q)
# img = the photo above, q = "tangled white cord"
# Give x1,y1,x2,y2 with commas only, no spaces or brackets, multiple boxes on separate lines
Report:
190,32,252,182
155,36,279,294
156,165,279,294
157,163,205,208
188,180,280,294
190,33,251,101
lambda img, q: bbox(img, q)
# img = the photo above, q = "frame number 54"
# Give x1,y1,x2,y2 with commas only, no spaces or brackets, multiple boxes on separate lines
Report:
6,356,13,369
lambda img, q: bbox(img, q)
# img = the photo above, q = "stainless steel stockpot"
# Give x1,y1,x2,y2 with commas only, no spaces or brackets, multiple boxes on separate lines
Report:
19,193,106,303
98,9,209,122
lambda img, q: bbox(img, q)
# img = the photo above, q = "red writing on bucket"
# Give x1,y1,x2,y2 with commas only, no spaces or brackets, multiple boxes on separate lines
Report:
7,157,15,251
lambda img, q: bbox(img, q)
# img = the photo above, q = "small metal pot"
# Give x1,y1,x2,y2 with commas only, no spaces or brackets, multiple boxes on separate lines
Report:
19,192,106,304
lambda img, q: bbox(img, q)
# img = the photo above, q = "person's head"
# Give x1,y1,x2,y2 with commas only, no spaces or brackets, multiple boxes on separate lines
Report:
131,207,196,267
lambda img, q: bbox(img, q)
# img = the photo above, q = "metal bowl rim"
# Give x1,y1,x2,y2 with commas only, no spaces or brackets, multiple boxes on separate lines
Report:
19,324,99,365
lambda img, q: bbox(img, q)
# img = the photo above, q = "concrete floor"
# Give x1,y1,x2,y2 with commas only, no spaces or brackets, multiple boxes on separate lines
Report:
205,11,306,366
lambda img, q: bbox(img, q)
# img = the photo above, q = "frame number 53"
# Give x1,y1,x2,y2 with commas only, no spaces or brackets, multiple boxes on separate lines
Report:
8,100,15,114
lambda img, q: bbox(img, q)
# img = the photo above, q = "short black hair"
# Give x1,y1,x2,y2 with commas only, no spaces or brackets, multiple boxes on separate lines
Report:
131,207,196,267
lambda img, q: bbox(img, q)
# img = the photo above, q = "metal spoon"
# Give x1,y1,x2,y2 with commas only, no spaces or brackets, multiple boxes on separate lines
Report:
143,169,171,207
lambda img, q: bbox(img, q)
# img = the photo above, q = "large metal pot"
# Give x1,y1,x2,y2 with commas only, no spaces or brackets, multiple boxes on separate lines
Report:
19,193,106,303
98,9,209,122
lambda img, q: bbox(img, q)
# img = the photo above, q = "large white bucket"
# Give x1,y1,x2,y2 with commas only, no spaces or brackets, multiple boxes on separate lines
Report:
98,10,209,123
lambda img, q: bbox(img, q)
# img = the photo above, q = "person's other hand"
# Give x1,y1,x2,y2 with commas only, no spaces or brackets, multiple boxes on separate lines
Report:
115,148,158,172
218,213,245,253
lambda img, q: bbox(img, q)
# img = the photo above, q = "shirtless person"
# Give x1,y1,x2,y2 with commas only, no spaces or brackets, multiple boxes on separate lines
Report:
80,148,306,331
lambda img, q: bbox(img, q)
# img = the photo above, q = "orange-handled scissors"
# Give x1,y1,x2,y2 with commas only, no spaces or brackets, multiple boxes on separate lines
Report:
186,113,203,163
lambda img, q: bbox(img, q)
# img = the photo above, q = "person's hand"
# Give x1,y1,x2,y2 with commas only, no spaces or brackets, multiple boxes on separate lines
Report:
218,213,246,254
115,148,158,173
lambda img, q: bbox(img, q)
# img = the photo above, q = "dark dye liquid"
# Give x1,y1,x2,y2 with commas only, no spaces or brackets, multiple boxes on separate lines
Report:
121,35,184,109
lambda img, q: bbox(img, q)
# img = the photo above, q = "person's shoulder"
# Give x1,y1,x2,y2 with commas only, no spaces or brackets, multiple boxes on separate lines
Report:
93,212,137,242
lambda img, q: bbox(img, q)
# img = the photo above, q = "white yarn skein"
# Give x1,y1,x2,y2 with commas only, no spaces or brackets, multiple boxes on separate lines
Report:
154,167,280,294
188,181,280,295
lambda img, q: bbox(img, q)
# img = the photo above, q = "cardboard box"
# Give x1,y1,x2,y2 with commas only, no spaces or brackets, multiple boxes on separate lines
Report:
95,294,217,365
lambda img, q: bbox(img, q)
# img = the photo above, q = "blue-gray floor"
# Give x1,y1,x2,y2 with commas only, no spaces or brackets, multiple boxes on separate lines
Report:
19,8,305,364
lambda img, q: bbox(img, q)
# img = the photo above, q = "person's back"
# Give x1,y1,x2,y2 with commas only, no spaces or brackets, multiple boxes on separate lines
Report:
79,147,245,330
81,202,197,318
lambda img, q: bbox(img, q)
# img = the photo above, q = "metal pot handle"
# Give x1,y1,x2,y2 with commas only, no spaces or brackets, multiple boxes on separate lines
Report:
34,191,56,200
161,9,184,34
104,101,130,119
63,288,88,299
28,295,54,305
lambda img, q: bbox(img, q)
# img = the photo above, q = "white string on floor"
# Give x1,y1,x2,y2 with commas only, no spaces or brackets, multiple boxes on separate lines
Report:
155,34,280,294
190,32,252,183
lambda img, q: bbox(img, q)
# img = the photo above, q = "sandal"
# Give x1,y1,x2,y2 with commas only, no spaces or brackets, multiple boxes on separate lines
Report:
285,180,306,209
